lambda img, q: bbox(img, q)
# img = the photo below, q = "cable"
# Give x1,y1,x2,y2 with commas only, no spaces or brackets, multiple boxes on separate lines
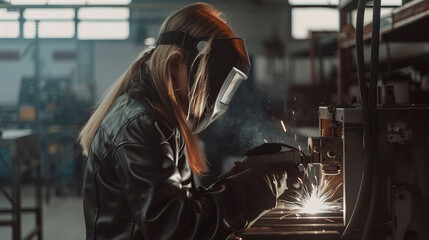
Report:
341,0,373,238
363,0,381,238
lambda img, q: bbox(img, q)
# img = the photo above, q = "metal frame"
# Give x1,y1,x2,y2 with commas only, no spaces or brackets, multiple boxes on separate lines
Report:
0,132,42,240
319,106,364,224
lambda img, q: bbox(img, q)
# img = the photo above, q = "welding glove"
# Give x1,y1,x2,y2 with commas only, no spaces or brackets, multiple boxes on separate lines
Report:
219,143,303,189
217,165,288,226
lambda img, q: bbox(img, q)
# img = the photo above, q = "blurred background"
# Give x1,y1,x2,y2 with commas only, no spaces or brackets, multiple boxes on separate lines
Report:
1,0,428,239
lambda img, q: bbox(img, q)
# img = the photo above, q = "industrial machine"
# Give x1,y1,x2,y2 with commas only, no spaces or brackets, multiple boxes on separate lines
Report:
241,103,429,240
241,0,429,238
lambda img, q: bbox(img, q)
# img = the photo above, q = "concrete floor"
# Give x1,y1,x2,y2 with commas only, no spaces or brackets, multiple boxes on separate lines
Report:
0,186,85,240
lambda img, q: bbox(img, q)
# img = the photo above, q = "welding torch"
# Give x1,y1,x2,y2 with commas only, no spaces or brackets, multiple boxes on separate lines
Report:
219,140,343,183
219,143,312,188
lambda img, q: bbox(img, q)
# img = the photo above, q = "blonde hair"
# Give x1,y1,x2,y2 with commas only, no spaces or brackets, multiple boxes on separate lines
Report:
79,2,234,176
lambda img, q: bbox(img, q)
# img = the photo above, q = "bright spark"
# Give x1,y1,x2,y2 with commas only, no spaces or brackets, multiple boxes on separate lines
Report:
294,134,297,141
292,110,295,115
298,145,302,151
301,193,326,213
281,120,287,132
263,139,268,143
279,177,343,214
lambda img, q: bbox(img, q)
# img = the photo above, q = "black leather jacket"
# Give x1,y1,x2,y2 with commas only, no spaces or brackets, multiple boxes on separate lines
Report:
83,83,281,239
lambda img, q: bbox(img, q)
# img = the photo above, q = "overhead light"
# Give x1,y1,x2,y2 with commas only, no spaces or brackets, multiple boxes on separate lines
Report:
144,37,156,46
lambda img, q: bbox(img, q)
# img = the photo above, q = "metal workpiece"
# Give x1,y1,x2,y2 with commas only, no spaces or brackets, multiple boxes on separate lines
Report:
242,208,343,240
307,136,342,175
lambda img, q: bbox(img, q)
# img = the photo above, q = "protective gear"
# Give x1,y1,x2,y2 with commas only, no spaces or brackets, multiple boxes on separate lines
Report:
83,90,289,240
157,31,251,133
222,166,288,227
219,143,304,190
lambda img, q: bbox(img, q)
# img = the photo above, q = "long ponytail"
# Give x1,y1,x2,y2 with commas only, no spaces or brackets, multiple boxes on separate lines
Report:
80,2,234,176
79,50,149,156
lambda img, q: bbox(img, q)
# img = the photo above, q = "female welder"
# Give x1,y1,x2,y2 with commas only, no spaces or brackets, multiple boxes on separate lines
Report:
80,2,298,239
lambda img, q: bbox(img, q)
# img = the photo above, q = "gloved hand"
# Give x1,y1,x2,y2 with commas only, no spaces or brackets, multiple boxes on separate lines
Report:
209,143,306,232
219,143,304,190
219,165,288,224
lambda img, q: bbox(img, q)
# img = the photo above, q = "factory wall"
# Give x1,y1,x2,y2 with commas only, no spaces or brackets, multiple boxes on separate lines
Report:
0,6,291,106
0,39,137,105
228,7,290,100
0,40,34,105
0,39,80,105
93,42,141,100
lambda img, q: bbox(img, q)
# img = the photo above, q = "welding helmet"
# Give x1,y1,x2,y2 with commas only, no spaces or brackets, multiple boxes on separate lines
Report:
157,31,251,133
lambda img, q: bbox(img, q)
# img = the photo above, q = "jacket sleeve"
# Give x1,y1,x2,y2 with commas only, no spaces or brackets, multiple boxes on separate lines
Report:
113,116,280,239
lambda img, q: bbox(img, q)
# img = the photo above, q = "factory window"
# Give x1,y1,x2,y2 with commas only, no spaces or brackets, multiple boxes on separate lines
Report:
24,21,75,38
22,9,75,38
289,0,401,5
351,8,394,27
48,0,86,4
77,7,130,40
23,21,36,38
10,0,131,4
292,8,339,39
144,37,156,46
10,0,47,4
77,21,129,39
0,21,19,38
0,9,19,38
85,0,131,4
289,0,338,5
78,7,129,20
0,9,19,20
380,0,402,6
24,8,75,20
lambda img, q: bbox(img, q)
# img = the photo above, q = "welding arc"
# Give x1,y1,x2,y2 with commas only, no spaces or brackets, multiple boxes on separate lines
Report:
341,0,380,239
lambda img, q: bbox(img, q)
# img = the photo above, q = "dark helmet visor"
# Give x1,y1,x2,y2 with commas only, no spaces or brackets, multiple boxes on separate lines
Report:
157,31,251,133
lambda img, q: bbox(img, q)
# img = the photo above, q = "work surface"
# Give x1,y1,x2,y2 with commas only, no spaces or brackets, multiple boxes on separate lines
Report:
242,204,344,240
